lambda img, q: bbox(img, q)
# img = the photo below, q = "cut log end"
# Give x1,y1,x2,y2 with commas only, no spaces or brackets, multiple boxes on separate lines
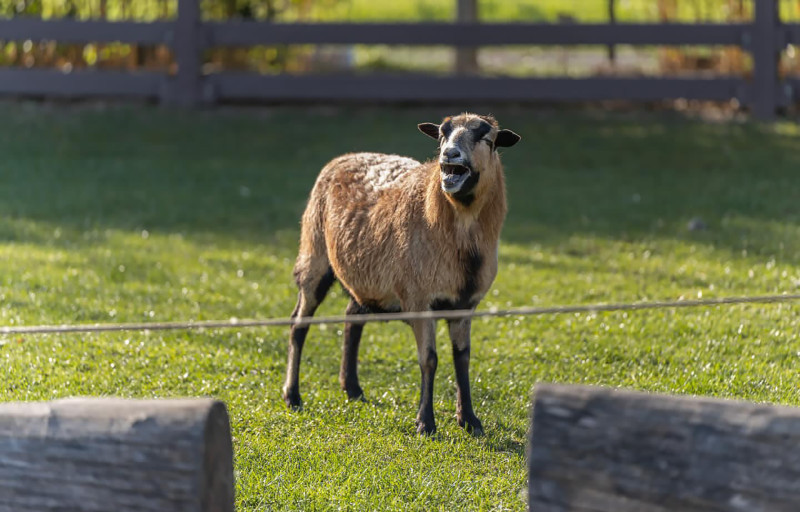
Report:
0,397,235,512
203,401,235,512
529,384,800,512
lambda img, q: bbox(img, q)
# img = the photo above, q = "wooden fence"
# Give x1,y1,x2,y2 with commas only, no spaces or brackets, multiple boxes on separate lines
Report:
0,0,798,118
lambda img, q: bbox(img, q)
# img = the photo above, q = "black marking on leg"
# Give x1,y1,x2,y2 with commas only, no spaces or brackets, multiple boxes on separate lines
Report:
450,338,483,436
341,322,365,400
451,343,472,411
284,323,310,409
416,348,438,435
452,344,471,387
288,325,310,374
341,299,366,400
291,325,310,344
314,266,336,304
422,347,438,371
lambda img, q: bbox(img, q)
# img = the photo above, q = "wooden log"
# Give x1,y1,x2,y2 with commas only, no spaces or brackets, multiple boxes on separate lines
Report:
529,384,800,512
0,398,234,512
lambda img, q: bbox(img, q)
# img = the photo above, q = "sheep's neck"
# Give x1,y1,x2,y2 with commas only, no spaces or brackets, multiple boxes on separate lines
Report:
424,163,506,244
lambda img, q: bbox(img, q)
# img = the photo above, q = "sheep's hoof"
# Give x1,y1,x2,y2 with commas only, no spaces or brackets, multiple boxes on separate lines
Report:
458,415,484,437
415,418,437,436
344,386,365,402
282,388,303,411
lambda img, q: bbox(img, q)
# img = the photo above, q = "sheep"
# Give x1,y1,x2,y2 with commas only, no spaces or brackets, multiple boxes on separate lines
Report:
283,113,520,435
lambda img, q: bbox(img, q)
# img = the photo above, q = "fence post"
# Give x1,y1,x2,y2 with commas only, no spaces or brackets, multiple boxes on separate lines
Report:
166,0,202,106
752,0,780,120
455,0,478,75
607,0,616,66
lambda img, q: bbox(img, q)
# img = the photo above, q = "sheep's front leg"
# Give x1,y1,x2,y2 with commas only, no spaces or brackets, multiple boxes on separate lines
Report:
411,318,437,435
448,318,484,436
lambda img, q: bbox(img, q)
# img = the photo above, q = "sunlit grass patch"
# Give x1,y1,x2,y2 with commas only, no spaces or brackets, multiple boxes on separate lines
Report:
1,104,799,510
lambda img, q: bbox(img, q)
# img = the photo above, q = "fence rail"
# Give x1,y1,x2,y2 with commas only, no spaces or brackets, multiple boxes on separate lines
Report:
205,22,751,46
0,19,172,44
0,0,796,117
0,68,164,97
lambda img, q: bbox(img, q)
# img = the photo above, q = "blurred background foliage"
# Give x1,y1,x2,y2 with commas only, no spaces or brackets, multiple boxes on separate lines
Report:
3,0,800,78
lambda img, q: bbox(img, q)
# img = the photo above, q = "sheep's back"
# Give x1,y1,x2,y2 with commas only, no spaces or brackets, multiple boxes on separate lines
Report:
321,152,420,195
313,152,431,307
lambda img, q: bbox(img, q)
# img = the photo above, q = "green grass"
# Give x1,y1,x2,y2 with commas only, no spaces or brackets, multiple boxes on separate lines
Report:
2,103,800,510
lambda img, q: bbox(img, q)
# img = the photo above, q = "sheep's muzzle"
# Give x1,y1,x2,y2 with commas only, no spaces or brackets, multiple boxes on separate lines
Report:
440,163,474,195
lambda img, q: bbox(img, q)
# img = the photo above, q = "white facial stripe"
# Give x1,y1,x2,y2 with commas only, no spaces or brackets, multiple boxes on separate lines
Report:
448,126,467,140
441,127,467,156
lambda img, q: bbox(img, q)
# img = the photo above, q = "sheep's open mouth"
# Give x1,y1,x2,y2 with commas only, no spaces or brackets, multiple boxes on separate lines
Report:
440,163,472,194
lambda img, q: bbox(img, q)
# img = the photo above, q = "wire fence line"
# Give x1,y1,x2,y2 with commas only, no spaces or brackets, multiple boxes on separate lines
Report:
2,293,799,336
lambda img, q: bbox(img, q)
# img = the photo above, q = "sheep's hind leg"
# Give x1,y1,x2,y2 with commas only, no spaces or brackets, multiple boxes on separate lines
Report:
282,266,335,410
448,318,484,436
339,299,366,401
410,318,438,435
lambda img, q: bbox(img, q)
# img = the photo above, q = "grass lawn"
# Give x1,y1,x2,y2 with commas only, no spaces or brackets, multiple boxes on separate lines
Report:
1,103,800,511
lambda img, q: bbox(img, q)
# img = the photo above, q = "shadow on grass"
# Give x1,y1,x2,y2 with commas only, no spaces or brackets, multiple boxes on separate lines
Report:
1,105,798,263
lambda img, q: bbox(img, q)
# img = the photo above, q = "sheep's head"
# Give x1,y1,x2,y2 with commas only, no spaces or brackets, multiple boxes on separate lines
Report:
418,113,520,203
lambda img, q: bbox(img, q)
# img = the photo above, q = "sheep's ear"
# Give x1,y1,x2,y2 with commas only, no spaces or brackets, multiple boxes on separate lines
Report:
495,129,521,148
418,123,440,140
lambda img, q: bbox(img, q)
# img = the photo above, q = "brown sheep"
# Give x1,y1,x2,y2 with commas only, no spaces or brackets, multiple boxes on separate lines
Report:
283,113,520,435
